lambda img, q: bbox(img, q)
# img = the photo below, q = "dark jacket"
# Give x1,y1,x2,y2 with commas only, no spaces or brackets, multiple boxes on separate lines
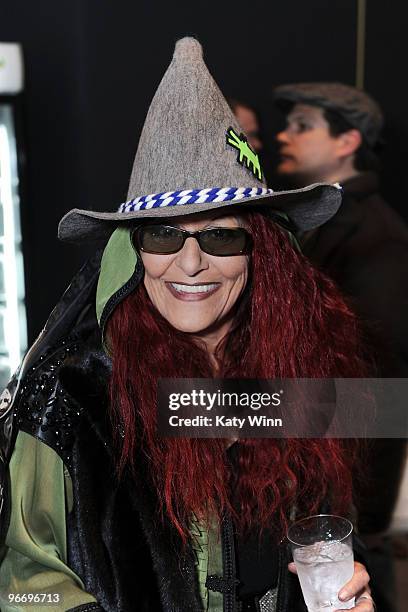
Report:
301,172,408,533
0,254,305,612
302,172,408,376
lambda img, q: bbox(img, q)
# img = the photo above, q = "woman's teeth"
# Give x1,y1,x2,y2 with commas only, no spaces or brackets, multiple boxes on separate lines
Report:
170,283,218,294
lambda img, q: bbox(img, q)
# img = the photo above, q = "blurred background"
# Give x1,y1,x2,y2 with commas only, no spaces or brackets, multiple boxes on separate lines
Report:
1,0,407,344
0,1,407,608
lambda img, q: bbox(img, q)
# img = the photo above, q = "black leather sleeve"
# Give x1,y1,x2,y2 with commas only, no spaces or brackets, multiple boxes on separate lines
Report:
0,253,102,550
16,338,83,473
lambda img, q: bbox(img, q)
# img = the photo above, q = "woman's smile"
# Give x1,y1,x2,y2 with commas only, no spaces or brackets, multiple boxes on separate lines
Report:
166,281,221,300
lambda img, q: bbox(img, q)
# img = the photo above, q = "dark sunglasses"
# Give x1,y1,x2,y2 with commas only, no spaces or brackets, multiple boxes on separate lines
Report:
133,224,251,256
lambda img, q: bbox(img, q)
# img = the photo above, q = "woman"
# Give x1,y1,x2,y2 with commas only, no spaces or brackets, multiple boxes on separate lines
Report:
0,38,374,611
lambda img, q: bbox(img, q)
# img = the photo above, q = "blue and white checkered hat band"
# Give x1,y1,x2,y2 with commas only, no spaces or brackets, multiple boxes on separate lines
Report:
118,187,273,213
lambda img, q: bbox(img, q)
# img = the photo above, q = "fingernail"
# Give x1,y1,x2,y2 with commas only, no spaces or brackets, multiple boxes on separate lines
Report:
338,589,350,601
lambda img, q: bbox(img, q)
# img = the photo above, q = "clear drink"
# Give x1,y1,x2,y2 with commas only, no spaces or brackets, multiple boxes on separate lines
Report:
287,515,354,612
293,540,354,611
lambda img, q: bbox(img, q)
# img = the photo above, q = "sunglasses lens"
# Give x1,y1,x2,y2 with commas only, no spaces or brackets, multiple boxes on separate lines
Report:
199,228,248,255
135,225,250,256
139,225,183,253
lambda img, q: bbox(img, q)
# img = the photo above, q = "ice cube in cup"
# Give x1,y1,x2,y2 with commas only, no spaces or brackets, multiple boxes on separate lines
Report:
294,540,354,610
288,515,354,612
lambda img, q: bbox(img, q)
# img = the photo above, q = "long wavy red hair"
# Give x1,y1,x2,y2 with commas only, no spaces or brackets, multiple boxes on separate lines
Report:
107,212,369,541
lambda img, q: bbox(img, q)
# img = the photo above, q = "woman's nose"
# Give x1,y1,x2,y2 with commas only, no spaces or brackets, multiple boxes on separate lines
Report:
175,237,209,276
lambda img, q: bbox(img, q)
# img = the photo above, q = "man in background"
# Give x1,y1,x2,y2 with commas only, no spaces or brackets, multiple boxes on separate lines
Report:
273,82,408,612
228,98,263,153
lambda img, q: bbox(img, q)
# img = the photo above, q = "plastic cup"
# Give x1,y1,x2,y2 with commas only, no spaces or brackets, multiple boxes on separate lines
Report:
287,514,355,612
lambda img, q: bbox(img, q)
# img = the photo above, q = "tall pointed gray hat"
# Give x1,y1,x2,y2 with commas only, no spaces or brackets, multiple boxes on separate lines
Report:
58,37,342,244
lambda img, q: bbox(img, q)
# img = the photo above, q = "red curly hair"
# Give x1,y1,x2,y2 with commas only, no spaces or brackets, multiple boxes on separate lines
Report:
107,212,369,540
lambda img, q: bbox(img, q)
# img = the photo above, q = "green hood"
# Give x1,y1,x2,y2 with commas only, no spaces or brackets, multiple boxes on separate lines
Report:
96,226,143,345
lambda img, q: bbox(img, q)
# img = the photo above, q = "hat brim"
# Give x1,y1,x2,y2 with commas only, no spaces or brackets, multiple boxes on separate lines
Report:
58,183,342,244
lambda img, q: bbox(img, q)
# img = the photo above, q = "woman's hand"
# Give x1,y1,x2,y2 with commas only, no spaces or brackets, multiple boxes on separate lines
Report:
288,560,375,610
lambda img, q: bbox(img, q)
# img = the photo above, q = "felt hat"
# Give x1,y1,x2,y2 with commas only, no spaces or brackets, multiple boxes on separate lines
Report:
58,37,342,245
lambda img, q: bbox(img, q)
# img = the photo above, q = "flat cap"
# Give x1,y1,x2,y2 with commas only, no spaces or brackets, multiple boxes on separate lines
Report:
274,82,383,147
